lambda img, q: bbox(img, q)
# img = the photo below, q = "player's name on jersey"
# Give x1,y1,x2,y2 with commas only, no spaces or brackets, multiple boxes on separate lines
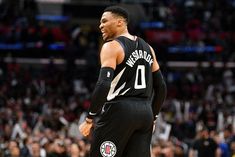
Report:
126,50,153,67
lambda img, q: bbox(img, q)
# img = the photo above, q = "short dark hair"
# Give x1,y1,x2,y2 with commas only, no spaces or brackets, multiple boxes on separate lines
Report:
104,5,129,23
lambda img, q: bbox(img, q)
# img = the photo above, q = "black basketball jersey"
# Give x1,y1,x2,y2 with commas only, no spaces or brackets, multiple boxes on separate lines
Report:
106,36,154,101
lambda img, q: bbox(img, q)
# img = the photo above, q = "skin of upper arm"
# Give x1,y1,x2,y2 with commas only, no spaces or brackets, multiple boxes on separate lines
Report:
100,40,124,70
149,45,160,72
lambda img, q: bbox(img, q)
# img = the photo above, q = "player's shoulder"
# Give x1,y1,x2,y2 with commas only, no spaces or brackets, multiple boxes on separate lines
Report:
102,39,123,52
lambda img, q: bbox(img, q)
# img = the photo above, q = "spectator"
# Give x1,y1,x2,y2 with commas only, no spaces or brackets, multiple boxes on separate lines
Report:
189,126,220,157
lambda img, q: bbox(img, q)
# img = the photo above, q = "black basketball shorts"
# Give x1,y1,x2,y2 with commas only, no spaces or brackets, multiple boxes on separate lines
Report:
89,98,154,157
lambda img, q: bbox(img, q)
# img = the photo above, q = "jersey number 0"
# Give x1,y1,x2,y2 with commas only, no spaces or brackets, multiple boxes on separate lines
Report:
134,65,146,89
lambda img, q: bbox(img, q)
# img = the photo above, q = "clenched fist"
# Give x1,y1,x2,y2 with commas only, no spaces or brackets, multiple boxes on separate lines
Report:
79,118,93,137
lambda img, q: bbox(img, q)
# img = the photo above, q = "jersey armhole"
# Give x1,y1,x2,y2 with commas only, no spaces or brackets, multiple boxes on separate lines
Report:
115,38,126,65
115,38,125,52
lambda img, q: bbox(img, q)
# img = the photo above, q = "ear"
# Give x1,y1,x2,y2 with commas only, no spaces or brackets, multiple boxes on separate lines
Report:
117,18,124,26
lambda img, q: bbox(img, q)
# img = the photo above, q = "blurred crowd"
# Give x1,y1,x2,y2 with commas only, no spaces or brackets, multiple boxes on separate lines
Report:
0,58,95,157
1,56,235,157
0,0,235,157
0,0,235,61
142,0,235,62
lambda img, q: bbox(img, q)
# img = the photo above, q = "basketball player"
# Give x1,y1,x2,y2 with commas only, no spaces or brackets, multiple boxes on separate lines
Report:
79,5,167,157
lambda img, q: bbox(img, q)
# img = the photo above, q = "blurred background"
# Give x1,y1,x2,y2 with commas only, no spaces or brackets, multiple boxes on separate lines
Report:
0,0,235,157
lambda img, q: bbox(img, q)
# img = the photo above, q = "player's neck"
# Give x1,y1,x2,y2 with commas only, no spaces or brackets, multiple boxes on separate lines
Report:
117,32,135,41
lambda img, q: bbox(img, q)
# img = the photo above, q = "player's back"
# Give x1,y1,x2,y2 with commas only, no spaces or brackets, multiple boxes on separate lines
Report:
106,36,153,102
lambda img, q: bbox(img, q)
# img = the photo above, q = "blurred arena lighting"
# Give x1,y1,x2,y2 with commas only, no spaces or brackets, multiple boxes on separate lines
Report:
140,21,165,29
48,42,65,50
168,45,223,53
35,0,70,3
0,42,65,50
0,43,23,50
36,15,69,22
3,57,235,68
121,0,152,3
3,57,86,65
166,61,235,68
